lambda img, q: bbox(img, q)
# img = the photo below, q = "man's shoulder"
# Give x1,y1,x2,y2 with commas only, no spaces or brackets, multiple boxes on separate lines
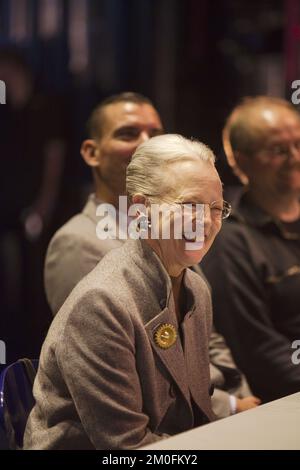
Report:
53,212,96,243
46,209,104,263
211,215,257,255
56,243,144,321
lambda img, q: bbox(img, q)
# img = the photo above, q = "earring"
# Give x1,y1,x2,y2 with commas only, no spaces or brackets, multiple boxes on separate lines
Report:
136,211,151,232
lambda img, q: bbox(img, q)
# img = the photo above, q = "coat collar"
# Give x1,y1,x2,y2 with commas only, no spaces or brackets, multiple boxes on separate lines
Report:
127,239,187,391
126,238,173,310
125,238,197,318
126,239,213,422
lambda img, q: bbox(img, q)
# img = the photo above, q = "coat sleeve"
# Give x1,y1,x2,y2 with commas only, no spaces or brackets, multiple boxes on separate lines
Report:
209,328,252,394
193,276,252,419
202,226,300,402
56,291,169,450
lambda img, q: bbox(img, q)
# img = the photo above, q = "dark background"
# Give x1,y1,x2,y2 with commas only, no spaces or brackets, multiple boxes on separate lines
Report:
0,0,299,364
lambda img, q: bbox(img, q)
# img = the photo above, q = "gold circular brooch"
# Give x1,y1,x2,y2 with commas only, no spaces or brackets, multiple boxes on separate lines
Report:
154,323,177,349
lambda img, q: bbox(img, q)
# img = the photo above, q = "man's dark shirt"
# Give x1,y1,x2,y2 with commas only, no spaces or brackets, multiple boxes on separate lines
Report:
202,193,300,403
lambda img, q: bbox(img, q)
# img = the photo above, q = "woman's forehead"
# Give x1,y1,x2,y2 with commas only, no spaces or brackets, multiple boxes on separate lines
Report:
170,157,216,178
176,177,223,202
168,160,221,196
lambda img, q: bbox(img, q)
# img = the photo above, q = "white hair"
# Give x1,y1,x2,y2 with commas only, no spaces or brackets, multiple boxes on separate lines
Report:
126,134,216,202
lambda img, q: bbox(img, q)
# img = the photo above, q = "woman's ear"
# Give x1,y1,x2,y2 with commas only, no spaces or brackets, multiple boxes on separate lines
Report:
131,194,150,220
80,139,100,168
132,194,147,206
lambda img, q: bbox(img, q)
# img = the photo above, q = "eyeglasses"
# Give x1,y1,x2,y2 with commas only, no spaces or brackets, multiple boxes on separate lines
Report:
175,200,232,221
260,141,300,160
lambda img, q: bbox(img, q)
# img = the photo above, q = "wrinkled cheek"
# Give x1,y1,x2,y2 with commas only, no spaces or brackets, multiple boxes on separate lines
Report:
184,246,207,266
216,220,222,233
205,226,221,250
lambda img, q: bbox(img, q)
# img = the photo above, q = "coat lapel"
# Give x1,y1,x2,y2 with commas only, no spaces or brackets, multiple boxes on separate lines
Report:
128,240,213,421
181,304,214,421
145,304,191,407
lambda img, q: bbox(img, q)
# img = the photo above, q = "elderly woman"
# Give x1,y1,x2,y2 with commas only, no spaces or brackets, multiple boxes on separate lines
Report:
24,134,229,450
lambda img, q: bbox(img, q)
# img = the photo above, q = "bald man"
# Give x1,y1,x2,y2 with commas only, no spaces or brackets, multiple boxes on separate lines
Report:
202,96,300,402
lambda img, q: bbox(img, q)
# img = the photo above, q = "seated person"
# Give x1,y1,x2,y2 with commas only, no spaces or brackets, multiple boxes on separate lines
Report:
202,96,300,402
25,134,236,449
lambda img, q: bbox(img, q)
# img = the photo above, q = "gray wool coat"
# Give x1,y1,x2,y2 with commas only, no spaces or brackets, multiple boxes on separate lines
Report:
24,239,214,450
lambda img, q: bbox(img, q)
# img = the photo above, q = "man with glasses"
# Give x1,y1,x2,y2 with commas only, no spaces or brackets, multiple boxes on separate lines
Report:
202,96,300,403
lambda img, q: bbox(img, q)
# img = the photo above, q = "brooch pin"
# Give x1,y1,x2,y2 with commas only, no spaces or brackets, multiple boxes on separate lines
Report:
154,323,177,349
